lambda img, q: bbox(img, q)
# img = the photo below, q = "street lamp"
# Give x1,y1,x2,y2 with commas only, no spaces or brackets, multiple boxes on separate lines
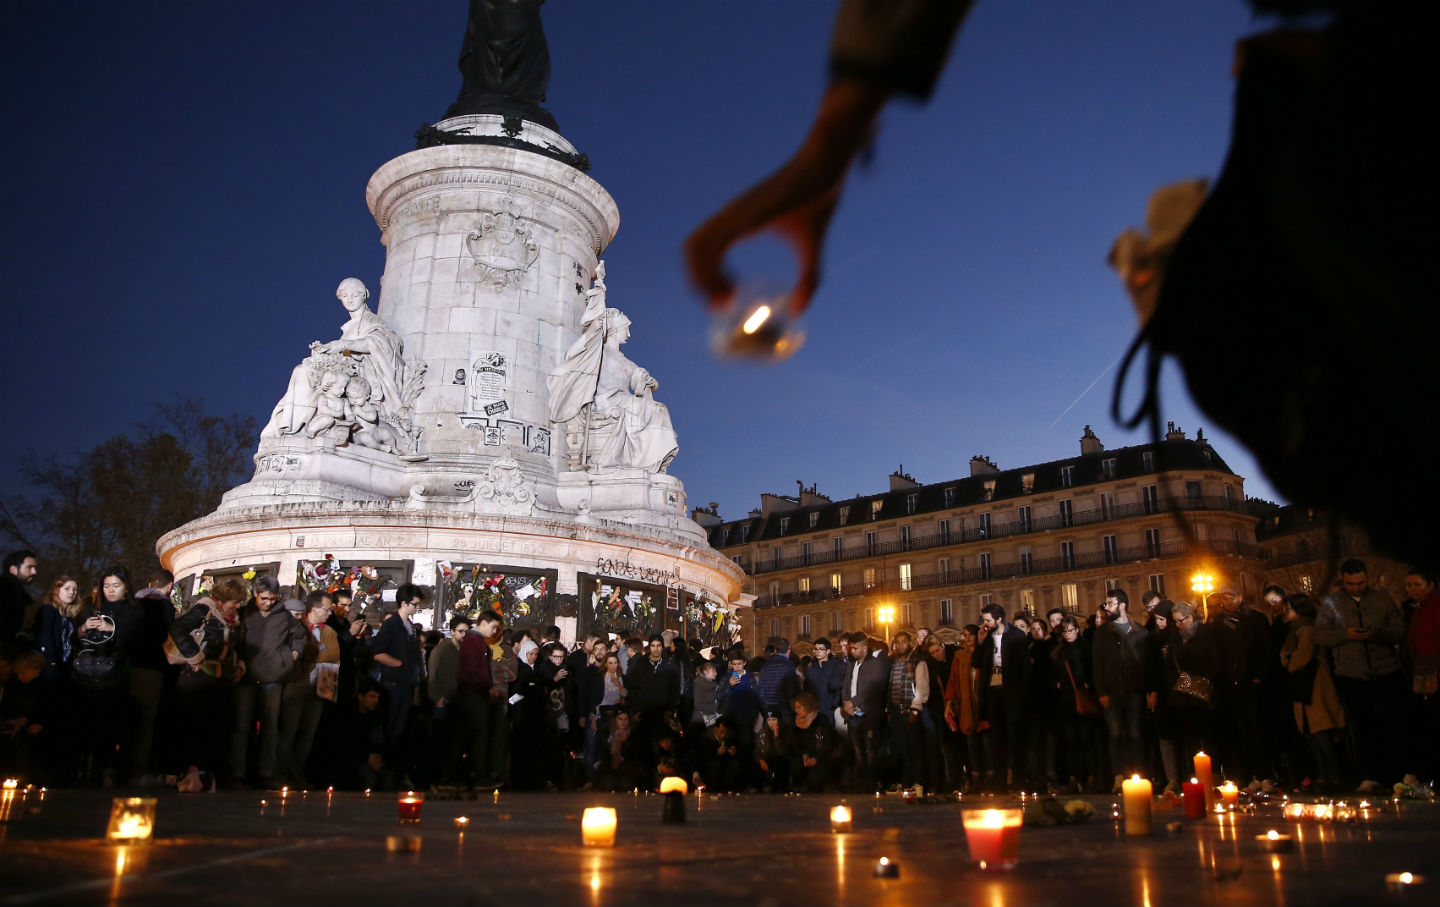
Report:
876,604,895,643
1190,572,1216,621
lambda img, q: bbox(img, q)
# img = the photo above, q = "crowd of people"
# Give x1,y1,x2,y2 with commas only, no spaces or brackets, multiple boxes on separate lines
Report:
1,548,1437,799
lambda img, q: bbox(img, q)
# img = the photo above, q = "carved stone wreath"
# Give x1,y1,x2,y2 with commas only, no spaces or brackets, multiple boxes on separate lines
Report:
476,455,536,515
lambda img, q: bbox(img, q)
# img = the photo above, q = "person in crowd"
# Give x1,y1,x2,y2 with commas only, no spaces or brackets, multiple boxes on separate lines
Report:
1093,589,1148,791
508,637,546,789
1145,602,1183,794
169,578,245,789
1404,567,1440,784
883,631,929,793
129,568,175,784
754,708,792,792
1279,594,1346,793
72,565,140,786
972,605,1029,791
921,634,954,792
803,636,845,729
1053,615,1099,794
1,550,38,646
1162,602,1220,782
32,575,82,684
1315,558,1408,790
332,677,387,790
789,691,846,792
369,584,426,785
428,615,468,785
690,659,721,732
1025,618,1057,791
841,632,889,792
1208,584,1274,786
455,609,506,790
231,576,306,789
757,636,799,722
276,591,340,787
0,650,48,779
536,641,574,789
944,624,982,791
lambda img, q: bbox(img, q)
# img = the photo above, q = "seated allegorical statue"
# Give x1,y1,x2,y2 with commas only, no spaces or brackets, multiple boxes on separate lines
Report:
548,264,678,474
261,278,422,453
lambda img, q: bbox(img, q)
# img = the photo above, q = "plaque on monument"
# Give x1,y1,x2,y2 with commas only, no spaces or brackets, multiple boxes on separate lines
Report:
438,561,556,630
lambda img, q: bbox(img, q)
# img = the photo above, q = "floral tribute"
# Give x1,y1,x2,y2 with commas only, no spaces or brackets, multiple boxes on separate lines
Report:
438,562,551,628
683,595,740,650
296,554,398,615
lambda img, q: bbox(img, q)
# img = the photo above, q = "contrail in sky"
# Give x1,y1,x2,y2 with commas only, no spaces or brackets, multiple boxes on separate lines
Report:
1048,352,1123,431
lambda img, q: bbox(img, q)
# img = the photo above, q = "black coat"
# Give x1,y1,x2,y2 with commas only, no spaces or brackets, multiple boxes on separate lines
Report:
972,624,1029,718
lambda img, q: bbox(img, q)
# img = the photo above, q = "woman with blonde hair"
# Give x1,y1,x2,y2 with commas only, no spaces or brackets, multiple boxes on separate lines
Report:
32,575,83,684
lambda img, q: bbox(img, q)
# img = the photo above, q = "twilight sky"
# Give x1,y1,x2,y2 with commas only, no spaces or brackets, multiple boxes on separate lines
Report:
1,1,1284,523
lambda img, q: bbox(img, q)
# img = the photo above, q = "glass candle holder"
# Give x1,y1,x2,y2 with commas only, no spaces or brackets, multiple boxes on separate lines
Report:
829,805,853,833
397,791,424,824
709,286,805,361
962,808,1023,871
106,798,157,843
581,807,617,847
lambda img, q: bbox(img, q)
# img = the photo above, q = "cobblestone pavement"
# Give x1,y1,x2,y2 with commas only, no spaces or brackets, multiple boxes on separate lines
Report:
0,786,1436,905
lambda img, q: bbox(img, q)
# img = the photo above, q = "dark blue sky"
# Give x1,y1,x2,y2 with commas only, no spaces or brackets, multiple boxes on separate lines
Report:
1,1,1282,522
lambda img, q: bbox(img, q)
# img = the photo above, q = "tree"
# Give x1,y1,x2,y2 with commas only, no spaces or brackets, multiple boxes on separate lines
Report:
0,398,257,583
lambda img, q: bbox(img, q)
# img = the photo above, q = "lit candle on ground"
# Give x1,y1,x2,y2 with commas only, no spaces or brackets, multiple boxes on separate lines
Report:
962,808,1023,871
1256,830,1293,852
1183,778,1206,819
830,805,853,833
454,816,470,829
1220,781,1239,810
1193,752,1215,812
581,807,617,847
106,798,157,843
1122,775,1153,836
873,857,900,878
659,777,688,824
2,779,17,790
1386,872,1425,892
397,791,424,824
385,834,421,853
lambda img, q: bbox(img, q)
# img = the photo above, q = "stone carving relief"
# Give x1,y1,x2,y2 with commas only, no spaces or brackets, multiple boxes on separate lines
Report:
255,453,303,476
260,279,427,460
466,200,539,289
476,455,537,515
547,261,678,474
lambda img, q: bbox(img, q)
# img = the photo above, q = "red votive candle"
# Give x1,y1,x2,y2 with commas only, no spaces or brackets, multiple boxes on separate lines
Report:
397,791,424,824
1183,778,1206,819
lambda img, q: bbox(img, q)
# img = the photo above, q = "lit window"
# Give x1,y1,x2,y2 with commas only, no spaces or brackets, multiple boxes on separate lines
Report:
839,506,850,526
983,480,996,502
899,563,913,591
830,572,842,594
1061,583,1078,611
799,577,811,593
863,567,877,589
1020,589,1035,614
871,500,883,520
1021,473,1035,494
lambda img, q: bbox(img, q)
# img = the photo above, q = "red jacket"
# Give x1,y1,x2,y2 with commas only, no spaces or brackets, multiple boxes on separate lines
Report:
457,632,494,691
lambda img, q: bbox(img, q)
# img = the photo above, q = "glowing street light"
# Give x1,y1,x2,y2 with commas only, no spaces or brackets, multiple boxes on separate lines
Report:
876,604,896,643
1190,572,1216,621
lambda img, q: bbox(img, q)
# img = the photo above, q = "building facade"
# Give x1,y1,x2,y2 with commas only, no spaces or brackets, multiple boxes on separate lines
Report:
699,426,1267,650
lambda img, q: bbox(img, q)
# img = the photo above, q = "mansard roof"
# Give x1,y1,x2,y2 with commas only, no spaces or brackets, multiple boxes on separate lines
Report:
708,438,1236,548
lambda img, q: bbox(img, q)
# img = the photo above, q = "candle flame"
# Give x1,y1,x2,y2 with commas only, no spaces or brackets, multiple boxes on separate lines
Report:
741,305,772,334
1267,830,1280,840
1400,872,1414,885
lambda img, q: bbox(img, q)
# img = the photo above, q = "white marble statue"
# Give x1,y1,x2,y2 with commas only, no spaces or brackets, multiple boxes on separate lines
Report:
548,264,678,473
261,278,424,450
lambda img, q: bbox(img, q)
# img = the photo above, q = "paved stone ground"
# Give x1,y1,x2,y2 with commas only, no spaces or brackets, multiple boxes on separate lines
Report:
0,787,1436,906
